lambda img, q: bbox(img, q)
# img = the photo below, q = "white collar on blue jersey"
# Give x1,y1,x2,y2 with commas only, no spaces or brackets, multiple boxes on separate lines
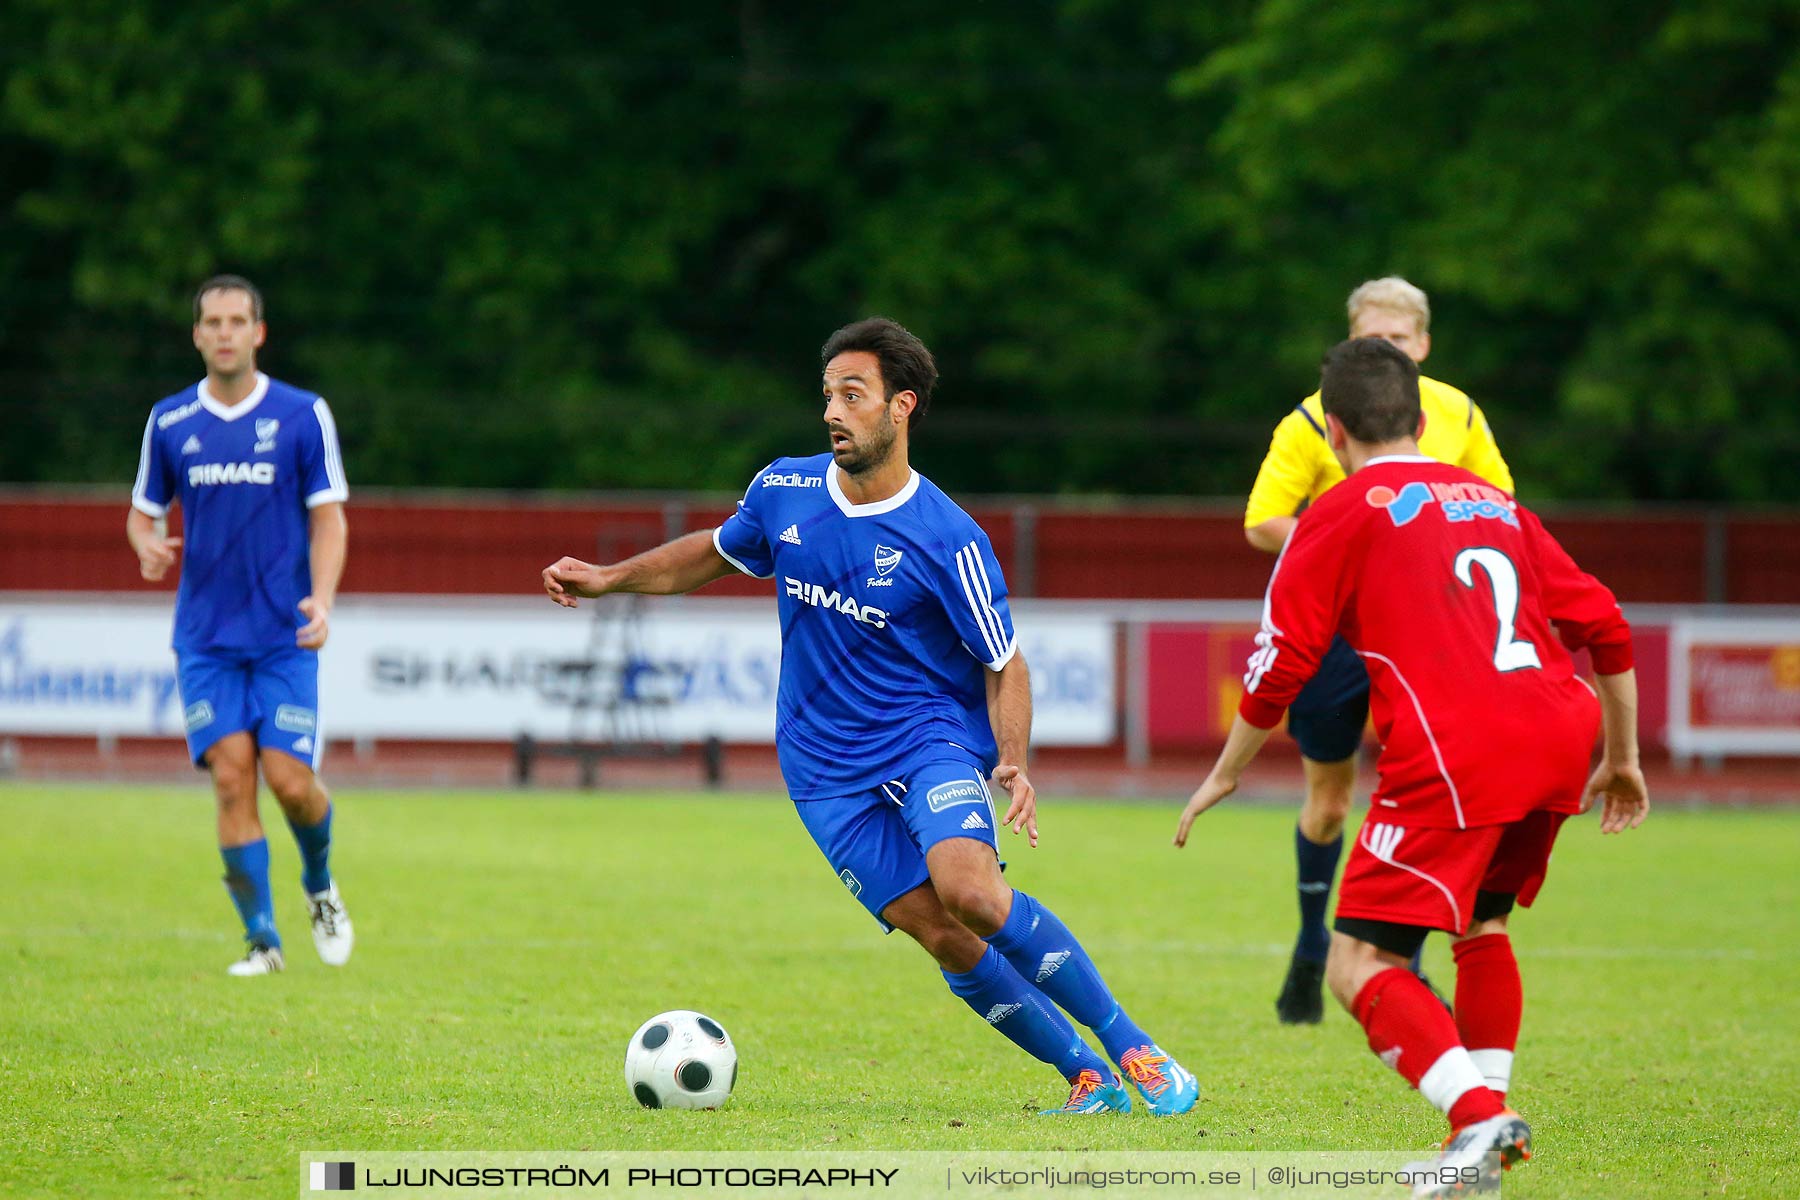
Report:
1365,454,1435,466
198,372,270,421
826,463,921,517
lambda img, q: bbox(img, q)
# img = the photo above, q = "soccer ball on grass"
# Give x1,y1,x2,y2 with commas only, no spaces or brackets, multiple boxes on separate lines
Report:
624,1010,737,1109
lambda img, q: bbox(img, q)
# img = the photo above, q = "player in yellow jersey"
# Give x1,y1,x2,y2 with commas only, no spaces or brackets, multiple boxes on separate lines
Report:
1244,278,1514,1024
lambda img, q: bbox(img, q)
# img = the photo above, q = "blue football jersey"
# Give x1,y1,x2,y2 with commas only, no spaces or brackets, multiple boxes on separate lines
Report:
714,453,1017,800
132,373,349,653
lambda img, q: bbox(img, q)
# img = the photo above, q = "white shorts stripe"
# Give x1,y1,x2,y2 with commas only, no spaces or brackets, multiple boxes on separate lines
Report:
310,704,326,772
1361,822,1464,932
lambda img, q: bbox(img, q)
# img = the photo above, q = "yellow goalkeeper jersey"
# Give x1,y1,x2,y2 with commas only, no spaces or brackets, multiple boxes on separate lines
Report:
1244,374,1513,527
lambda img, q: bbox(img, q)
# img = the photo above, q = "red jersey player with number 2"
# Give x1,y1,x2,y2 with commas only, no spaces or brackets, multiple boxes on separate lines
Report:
1174,337,1649,1198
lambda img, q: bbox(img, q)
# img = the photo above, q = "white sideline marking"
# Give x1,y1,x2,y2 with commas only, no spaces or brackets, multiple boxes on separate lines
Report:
3,929,1780,962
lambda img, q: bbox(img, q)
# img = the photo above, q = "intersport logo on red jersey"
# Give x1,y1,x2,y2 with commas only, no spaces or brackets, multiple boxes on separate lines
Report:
1365,481,1518,529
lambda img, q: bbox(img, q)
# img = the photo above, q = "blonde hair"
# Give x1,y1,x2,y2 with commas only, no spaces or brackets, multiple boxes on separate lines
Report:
1347,276,1430,333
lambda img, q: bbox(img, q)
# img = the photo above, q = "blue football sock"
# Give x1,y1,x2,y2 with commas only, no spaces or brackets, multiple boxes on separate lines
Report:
287,803,333,895
220,839,280,949
988,890,1154,1063
943,945,1106,1080
1295,826,1342,964
1409,943,1426,975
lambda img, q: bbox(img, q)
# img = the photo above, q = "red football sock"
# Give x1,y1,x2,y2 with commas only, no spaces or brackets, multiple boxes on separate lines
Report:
1453,933,1521,1099
1354,966,1504,1129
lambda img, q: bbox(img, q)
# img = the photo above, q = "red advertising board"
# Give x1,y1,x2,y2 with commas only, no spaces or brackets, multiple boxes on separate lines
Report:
1686,643,1800,730
1669,618,1800,755
1146,623,1272,752
1146,619,1673,754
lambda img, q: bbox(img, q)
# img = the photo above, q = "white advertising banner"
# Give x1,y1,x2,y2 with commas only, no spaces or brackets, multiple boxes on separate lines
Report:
0,596,1115,746
1668,615,1800,756
0,602,182,735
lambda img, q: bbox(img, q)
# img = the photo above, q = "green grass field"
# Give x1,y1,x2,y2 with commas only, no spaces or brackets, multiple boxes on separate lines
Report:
3,782,1796,1198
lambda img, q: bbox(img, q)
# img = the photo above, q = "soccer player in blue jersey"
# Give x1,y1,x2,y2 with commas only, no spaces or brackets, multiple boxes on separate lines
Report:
127,276,353,976
543,318,1198,1116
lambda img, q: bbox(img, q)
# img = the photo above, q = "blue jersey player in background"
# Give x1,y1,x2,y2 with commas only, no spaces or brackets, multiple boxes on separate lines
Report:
127,276,354,976
543,318,1198,1115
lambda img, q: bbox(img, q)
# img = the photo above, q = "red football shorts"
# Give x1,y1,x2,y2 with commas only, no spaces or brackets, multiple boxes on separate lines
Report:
1336,810,1570,935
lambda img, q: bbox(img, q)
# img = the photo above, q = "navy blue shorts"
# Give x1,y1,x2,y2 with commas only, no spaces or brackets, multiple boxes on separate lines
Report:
1285,636,1369,763
793,758,1001,932
176,645,322,770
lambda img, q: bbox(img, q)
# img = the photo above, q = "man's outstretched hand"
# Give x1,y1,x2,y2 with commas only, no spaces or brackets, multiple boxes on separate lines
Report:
1174,772,1238,848
542,557,608,608
135,534,181,582
994,763,1038,848
1582,758,1649,834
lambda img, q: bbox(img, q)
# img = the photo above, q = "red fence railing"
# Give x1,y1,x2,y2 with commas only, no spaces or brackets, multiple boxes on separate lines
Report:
5,488,1796,604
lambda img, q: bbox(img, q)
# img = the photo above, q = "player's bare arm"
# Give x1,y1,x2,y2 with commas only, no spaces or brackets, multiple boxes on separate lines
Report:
1583,668,1649,833
1245,515,1297,554
125,508,182,582
1174,714,1275,847
542,529,736,608
985,651,1038,847
298,502,346,650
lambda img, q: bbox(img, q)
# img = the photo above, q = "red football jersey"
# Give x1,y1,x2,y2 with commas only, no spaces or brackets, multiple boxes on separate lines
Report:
1240,456,1633,830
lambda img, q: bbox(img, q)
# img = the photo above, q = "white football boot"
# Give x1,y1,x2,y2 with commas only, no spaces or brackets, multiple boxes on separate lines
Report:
227,944,285,976
1407,1109,1531,1198
306,883,355,966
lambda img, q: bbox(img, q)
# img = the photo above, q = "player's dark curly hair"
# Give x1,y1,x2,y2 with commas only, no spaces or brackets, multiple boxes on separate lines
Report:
193,274,264,323
1320,336,1421,443
820,317,938,431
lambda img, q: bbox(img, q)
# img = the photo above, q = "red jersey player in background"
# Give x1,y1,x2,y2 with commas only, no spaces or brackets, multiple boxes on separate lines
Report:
1174,337,1649,1196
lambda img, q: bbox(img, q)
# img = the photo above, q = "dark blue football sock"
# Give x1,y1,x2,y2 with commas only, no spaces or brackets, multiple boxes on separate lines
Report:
1295,825,1342,964
943,945,1106,1079
220,838,280,949
287,803,333,895
988,890,1154,1062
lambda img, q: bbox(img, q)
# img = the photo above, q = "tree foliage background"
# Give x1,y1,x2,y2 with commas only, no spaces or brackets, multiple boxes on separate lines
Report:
4,0,1798,501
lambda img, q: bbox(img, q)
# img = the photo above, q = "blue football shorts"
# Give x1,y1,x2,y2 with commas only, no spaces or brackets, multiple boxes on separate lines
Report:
793,757,1003,932
1285,635,1371,763
175,645,322,770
